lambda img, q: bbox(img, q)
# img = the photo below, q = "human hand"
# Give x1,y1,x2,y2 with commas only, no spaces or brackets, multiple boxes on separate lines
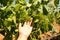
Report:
0,34,4,40
18,21,33,38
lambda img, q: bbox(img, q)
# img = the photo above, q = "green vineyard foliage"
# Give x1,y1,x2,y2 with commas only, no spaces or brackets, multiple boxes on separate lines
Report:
0,0,60,40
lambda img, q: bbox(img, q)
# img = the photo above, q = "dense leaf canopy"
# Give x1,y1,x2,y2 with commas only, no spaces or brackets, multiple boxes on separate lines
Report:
0,0,60,40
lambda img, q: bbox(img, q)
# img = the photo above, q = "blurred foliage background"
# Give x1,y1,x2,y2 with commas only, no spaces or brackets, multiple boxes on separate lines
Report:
0,0,60,40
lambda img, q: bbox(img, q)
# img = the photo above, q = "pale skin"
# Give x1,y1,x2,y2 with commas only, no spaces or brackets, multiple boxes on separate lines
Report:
17,21,33,40
0,34,4,40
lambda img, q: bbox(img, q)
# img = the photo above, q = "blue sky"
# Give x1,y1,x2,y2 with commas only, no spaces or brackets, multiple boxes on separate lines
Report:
58,0,60,8
26,0,29,2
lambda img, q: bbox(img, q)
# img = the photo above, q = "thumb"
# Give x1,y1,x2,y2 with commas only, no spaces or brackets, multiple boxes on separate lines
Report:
19,23,22,29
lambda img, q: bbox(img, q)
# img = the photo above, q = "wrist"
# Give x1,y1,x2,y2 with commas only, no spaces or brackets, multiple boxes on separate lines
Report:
17,35,28,40
20,34,28,38
19,33,29,38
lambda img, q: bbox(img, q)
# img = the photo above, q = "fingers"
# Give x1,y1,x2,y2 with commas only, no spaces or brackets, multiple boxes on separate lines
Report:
19,23,22,29
24,20,32,26
28,20,32,26
19,20,33,28
24,22,26,26
29,26,33,34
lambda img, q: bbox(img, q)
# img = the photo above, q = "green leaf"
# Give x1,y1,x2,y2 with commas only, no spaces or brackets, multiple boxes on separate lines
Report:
15,4,21,11
43,6,48,15
7,26,11,31
54,0,59,7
